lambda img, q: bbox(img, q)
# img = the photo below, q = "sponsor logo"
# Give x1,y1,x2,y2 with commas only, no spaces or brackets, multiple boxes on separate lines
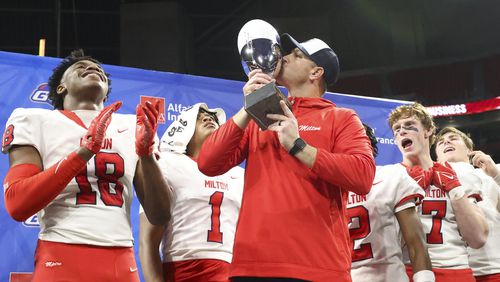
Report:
140,96,166,124
298,125,321,131
45,261,62,268
30,83,51,105
117,128,128,133
439,172,455,180
375,137,396,145
427,104,467,117
372,180,383,186
129,266,138,272
23,214,40,227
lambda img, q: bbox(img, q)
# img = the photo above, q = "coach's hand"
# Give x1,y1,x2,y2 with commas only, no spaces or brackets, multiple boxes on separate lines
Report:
406,165,433,189
267,100,299,151
243,69,274,96
136,100,160,157
82,101,122,154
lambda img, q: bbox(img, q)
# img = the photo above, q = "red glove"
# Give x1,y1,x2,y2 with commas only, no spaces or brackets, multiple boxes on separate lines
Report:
406,165,433,189
81,101,122,154
136,100,160,157
432,162,462,192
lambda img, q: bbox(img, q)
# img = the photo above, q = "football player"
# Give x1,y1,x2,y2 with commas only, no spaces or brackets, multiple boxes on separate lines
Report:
2,50,172,281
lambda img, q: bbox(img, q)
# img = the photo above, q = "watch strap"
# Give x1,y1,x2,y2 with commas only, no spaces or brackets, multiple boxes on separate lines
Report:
289,138,307,156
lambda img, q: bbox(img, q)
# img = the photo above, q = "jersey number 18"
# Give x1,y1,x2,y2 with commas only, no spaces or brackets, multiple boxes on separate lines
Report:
75,152,125,207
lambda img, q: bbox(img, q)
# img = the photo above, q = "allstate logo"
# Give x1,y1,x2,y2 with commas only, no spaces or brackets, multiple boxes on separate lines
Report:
30,83,51,105
23,214,40,227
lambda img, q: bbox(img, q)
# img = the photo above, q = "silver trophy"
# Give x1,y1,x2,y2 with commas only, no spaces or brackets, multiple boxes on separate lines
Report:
237,19,291,130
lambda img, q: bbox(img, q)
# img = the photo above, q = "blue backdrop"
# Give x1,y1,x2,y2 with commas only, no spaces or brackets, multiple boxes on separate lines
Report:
0,51,408,281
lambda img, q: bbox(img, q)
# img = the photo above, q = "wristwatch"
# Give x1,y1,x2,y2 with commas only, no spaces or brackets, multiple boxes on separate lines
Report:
289,138,307,156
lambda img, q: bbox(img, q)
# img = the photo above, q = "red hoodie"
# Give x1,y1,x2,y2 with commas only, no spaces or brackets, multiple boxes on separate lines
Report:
198,97,375,281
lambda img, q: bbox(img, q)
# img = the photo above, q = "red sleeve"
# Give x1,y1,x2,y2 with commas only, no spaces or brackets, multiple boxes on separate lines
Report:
198,118,249,176
311,110,375,195
4,152,87,221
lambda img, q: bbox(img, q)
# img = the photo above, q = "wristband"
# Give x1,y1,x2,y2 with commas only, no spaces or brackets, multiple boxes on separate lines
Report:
447,185,466,201
413,270,435,282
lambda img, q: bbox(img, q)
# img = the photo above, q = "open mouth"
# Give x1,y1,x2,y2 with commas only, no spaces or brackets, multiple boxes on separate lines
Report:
401,138,413,149
443,147,455,153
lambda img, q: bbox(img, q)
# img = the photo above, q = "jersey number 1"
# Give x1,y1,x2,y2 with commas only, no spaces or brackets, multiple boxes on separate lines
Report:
75,152,125,207
207,191,224,243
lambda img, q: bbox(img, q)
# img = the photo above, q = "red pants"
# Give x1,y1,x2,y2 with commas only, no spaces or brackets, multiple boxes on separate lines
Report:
164,259,230,282
476,273,500,282
32,240,139,282
405,265,475,282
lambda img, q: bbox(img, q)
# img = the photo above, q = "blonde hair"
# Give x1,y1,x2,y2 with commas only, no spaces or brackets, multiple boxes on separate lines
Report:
435,127,474,150
388,102,436,145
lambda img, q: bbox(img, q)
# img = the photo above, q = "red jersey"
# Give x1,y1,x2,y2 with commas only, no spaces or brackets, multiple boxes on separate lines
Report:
198,97,375,281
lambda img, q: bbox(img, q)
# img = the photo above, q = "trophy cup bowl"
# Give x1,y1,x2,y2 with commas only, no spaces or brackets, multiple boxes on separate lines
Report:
237,19,291,130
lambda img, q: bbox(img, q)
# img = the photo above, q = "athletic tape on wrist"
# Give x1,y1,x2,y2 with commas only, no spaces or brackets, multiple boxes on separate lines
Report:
413,270,435,282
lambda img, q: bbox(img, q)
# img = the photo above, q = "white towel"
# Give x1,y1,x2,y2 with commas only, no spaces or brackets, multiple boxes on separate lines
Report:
159,103,226,154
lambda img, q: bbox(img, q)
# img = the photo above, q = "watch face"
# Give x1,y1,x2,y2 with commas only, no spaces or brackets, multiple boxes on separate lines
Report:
290,138,306,155
296,138,306,149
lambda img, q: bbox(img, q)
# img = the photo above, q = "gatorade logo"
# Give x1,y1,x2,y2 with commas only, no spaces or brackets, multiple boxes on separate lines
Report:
23,215,40,227
30,83,51,105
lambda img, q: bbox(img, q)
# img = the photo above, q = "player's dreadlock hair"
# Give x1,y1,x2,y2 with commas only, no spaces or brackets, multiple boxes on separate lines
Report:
47,49,112,110
363,123,379,158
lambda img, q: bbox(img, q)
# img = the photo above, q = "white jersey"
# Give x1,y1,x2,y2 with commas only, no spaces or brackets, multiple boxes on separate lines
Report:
468,167,500,276
347,164,424,282
3,108,139,247
408,162,483,269
158,152,244,263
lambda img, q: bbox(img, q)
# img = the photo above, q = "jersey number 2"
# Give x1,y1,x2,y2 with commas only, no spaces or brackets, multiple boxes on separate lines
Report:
347,206,374,262
207,191,224,243
75,152,125,207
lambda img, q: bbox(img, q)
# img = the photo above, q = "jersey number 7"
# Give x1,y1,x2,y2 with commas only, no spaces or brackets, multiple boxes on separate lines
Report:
421,200,446,244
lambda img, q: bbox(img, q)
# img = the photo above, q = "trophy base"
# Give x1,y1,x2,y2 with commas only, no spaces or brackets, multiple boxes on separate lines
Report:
244,82,292,130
